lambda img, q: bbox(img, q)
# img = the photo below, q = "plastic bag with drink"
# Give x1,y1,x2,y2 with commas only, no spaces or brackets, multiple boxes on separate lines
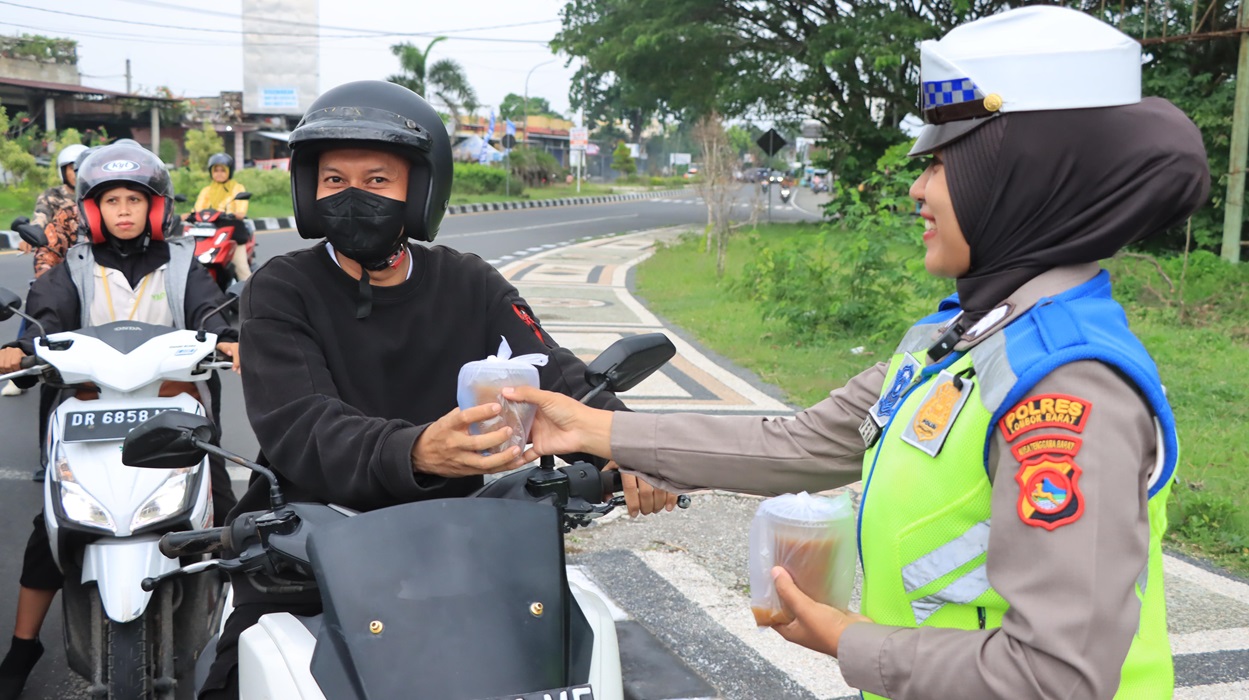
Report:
456,336,548,455
748,491,856,626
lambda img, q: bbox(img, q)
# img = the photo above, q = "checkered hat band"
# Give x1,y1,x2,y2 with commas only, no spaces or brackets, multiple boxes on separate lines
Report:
923,79,982,109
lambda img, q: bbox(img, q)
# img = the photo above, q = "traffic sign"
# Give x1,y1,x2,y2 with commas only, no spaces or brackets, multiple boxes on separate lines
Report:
501,134,517,149
756,128,787,157
570,127,589,150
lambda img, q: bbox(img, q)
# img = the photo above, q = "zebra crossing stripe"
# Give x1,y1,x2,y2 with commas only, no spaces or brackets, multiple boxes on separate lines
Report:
637,549,858,699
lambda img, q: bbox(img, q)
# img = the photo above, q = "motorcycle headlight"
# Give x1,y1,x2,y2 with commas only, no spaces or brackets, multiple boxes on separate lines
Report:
131,468,194,531
54,447,117,532
198,252,214,264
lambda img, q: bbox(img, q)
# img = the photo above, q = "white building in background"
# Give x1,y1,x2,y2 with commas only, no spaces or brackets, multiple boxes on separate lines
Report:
242,0,319,118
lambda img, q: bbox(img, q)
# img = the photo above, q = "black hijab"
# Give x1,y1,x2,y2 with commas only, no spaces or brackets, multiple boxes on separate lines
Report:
942,97,1210,313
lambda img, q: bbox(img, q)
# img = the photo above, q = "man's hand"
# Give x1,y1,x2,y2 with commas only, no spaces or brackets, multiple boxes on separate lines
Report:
411,403,527,478
604,462,679,517
502,385,613,461
215,342,240,373
0,347,28,374
769,566,871,658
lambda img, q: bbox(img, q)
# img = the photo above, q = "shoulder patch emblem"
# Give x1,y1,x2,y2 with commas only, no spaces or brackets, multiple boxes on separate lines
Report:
1010,434,1083,462
1015,456,1084,530
999,393,1091,441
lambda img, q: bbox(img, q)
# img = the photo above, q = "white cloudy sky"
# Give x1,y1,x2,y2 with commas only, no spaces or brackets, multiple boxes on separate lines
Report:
1,0,580,116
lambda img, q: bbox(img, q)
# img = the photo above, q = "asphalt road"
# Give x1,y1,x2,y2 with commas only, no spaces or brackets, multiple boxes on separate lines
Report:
0,184,817,699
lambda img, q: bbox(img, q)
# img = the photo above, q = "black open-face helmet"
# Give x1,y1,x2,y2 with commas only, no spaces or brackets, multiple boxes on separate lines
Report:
288,80,453,243
207,152,235,179
76,139,177,243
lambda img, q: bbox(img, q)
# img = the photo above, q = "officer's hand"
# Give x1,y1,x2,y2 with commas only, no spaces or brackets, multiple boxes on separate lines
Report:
502,385,613,461
215,342,240,373
604,462,679,517
769,566,871,658
411,403,527,478
0,347,28,374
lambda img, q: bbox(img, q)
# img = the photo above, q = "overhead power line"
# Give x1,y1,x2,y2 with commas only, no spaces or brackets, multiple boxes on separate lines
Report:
112,0,559,37
0,1,551,43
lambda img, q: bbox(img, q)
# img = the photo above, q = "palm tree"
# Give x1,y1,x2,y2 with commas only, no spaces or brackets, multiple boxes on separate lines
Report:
388,37,479,132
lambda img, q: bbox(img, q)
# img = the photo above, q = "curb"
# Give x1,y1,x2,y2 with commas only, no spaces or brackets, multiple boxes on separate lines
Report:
0,230,18,250
445,188,688,216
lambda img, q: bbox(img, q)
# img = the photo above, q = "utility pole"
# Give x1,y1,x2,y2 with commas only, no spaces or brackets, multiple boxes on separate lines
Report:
125,58,132,94
1221,0,1249,263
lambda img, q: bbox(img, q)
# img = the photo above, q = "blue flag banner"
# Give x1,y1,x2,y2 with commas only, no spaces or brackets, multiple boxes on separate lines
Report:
479,111,496,164
506,119,516,136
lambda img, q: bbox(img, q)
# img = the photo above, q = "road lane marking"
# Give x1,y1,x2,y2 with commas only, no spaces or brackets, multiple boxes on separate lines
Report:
439,214,639,240
1172,627,1249,655
1176,681,1249,698
637,549,858,699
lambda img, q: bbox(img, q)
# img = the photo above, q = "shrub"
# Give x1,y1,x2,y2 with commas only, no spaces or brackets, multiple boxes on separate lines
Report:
453,162,522,196
736,141,950,344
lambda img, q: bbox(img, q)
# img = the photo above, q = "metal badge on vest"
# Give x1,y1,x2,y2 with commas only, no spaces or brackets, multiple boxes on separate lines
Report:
862,352,923,448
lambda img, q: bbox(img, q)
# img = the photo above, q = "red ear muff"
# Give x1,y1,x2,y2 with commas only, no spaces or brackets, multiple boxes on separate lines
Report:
148,197,166,241
82,200,105,244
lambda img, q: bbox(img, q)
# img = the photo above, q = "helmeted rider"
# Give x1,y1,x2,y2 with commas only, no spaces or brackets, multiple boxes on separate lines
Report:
193,152,252,282
196,80,672,700
3,144,92,400
0,140,242,700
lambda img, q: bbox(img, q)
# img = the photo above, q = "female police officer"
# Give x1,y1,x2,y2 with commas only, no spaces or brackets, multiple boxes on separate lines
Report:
504,6,1210,699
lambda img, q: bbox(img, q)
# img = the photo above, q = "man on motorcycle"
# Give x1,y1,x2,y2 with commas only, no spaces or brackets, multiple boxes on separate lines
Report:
0,140,241,700
198,80,676,700
193,153,252,282
3,144,90,398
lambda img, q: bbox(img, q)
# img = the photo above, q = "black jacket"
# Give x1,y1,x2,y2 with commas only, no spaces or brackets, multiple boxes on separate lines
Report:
233,242,625,603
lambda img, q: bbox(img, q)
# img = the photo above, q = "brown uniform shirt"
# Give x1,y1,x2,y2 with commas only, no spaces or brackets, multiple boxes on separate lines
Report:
34,205,87,278
611,264,1159,699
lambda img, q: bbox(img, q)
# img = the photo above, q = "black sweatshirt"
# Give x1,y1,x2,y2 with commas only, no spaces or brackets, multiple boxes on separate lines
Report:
6,240,237,359
234,242,625,602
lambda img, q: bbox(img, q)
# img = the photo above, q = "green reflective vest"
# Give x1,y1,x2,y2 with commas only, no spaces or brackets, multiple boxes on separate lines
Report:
856,303,1173,699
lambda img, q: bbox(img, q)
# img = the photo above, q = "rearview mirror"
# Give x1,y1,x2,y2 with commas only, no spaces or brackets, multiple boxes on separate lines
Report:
0,287,21,322
174,194,188,203
15,223,48,249
235,192,252,200
122,411,217,469
585,333,676,394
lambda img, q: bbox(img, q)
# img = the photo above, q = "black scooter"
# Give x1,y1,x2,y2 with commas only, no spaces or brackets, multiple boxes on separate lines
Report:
122,334,686,700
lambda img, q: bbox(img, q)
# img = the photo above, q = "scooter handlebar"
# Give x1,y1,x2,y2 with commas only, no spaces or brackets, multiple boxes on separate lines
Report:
599,467,691,509
159,527,227,558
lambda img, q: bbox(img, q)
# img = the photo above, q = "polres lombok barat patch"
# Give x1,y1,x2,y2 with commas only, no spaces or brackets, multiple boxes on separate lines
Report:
998,394,1091,441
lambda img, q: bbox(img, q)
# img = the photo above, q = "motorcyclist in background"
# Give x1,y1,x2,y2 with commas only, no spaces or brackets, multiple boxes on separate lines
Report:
0,140,240,700
3,144,89,399
193,153,252,282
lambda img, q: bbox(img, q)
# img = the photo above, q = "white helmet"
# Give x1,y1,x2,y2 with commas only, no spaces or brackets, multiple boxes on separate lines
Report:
56,144,89,184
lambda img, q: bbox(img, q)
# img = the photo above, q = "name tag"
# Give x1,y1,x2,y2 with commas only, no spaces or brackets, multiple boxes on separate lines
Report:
900,370,973,457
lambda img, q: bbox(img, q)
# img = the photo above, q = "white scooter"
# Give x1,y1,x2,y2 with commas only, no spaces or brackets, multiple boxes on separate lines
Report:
0,287,232,699
122,334,687,700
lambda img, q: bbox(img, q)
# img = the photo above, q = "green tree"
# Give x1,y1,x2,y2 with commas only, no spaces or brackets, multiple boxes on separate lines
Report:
556,0,1244,251
0,105,39,186
184,123,225,172
388,38,479,126
611,141,636,177
499,93,562,122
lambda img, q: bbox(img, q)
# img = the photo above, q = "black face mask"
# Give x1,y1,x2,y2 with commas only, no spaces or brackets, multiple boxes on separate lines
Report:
315,188,406,269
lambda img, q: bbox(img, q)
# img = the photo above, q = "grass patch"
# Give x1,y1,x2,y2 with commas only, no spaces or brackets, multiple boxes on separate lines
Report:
636,224,874,408
637,224,1249,576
